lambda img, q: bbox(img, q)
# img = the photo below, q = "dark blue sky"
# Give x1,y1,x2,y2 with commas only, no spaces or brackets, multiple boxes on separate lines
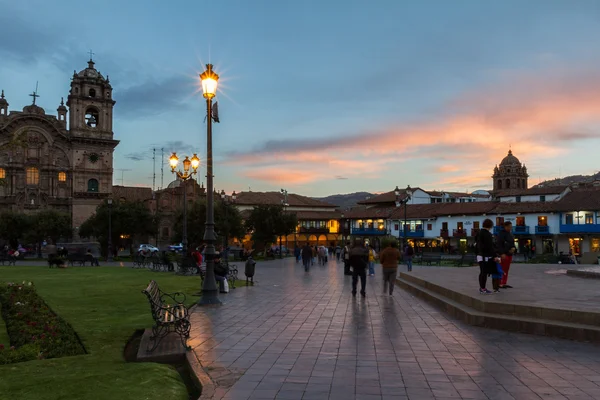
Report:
2,0,600,195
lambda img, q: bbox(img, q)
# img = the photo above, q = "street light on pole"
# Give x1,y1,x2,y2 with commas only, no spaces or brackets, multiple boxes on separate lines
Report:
198,64,221,305
169,152,200,254
107,198,113,262
395,185,413,250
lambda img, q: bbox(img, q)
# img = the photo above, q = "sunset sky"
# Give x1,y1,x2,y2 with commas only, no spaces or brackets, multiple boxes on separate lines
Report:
2,0,600,196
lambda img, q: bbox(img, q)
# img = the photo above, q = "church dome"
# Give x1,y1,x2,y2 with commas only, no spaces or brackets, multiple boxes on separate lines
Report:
22,104,46,115
0,90,7,107
499,149,521,167
167,179,181,189
76,60,106,81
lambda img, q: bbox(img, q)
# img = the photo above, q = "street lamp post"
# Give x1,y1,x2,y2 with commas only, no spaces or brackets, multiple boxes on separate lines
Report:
169,153,200,254
107,198,113,262
395,185,413,250
199,64,221,305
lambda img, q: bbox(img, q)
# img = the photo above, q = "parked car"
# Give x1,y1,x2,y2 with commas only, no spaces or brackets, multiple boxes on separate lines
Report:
168,243,184,252
138,244,159,255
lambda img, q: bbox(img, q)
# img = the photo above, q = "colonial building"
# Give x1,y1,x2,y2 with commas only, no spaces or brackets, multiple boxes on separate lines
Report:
492,149,529,191
0,58,118,232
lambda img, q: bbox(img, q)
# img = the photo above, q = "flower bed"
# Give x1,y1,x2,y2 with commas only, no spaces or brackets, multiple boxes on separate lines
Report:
0,282,86,364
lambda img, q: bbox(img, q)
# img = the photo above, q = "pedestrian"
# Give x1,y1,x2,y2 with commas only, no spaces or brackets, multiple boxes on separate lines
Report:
379,240,401,295
496,221,516,288
350,240,369,297
367,244,377,276
311,245,317,266
335,246,341,261
301,243,312,272
341,241,352,275
476,218,497,294
404,243,414,271
294,245,301,263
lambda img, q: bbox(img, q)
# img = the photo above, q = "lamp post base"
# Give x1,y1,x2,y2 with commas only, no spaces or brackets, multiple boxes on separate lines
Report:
197,290,222,305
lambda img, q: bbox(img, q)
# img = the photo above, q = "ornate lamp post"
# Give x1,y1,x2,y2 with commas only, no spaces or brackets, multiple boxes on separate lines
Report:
169,152,200,253
198,64,221,305
107,198,113,262
395,185,413,250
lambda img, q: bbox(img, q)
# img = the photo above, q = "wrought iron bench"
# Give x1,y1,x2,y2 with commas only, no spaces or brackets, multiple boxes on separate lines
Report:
456,254,477,267
152,255,174,272
0,254,17,266
177,256,200,276
227,265,238,289
417,253,442,266
47,254,65,268
141,280,191,352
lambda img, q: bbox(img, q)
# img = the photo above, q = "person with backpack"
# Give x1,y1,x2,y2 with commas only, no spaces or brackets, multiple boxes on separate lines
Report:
404,243,414,271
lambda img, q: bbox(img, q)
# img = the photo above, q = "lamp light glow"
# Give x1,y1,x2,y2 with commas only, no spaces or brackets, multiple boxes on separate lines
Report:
182,156,191,172
169,153,179,170
200,64,219,99
190,154,200,171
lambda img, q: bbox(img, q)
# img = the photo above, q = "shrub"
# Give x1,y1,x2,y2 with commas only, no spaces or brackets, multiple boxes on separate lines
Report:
0,282,86,364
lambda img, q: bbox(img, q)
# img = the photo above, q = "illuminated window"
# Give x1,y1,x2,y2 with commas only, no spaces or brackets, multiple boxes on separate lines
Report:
26,167,39,185
0,168,5,179
87,179,99,192
58,172,66,182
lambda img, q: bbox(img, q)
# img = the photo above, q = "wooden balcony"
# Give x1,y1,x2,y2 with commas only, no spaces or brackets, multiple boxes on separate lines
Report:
440,229,449,238
470,228,480,237
452,229,467,238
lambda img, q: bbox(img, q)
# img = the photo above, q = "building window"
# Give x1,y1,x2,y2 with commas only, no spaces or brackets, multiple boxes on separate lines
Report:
427,223,432,231
505,179,510,189
497,180,503,189
0,168,5,179
540,195,546,202
89,88,96,98
85,108,99,128
26,167,39,185
585,214,594,224
473,221,480,229
496,217,504,226
516,196,521,203
58,172,66,182
565,214,574,224
394,224,399,231
87,178,99,192
538,216,548,226
516,216,525,226
442,222,448,230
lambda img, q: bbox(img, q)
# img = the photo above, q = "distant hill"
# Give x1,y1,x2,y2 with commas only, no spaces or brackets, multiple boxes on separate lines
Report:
534,172,600,188
314,192,374,209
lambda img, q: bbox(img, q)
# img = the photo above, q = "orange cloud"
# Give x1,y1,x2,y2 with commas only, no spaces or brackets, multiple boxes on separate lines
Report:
227,67,600,190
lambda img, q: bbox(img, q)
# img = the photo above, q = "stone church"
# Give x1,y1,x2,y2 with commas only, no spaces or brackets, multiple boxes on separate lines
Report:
0,58,118,232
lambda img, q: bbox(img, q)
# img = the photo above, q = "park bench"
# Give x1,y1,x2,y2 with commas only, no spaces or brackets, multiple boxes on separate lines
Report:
176,256,200,276
133,254,151,268
0,254,17,266
47,254,65,268
417,253,442,266
141,280,190,352
67,253,99,266
152,255,174,272
456,253,477,267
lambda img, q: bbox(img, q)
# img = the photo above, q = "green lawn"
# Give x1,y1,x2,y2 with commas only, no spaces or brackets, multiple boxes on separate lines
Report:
0,266,205,400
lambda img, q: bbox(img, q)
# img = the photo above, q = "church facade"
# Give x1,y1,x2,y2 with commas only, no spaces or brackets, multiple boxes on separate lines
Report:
0,59,118,232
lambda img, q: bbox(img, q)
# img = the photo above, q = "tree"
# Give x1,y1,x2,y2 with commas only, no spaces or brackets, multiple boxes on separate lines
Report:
25,210,72,256
0,211,31,249
245,205,297,254
172,199,244,249
79,200,157,255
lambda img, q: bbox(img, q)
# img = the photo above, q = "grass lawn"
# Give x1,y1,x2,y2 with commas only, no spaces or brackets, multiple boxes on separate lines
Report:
0,266,207,400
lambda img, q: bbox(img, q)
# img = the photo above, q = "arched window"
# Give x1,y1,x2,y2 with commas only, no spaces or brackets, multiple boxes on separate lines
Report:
497,180,502,189
87,179,99,192
89,88,96,98
58,172,66,182
517,179,521,188
522,179,526,189
85,108,99,128
0,168,5,179
506,179,511,189
26,167,39,185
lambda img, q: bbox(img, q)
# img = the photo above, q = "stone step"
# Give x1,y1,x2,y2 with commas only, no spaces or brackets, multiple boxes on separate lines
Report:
399,272,600,327
397,276,600,343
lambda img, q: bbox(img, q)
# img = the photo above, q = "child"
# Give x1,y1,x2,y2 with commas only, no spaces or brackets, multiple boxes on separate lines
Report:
491,260,504,293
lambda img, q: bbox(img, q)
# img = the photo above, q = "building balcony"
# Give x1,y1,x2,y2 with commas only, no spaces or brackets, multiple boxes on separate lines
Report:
452,229,467,238
514,225,530,234
535,225,550,234
351,227,388,236
560,224,600,234
440,229,449,238
298,227,329,234
398,229,425,238
470,228,480,237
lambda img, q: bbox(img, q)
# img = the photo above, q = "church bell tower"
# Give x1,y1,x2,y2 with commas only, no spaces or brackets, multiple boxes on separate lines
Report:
67,58,115,139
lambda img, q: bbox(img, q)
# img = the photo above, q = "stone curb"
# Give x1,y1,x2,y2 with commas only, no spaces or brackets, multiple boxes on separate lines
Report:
186,350,215,400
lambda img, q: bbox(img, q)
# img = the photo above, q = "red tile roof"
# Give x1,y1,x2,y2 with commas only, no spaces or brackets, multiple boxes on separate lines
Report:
494,186,569,197
112,186,153,202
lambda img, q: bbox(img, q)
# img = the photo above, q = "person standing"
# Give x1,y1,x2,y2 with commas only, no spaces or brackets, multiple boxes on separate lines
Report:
367,244,377,276
476,219,497,294
404,243,414,272
301,243,312,272
341,241,352,275
496,221,516,288
350,240,369,297
379,241,401,295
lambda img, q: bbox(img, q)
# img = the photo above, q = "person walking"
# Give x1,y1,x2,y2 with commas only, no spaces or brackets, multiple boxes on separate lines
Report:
404,243,414,271
380,241,401,295
294,245,301,263
496,221,516,288
477,218,498,294
349,240,369,297
367,244,377,276
341,241,352,275
301,243,312,272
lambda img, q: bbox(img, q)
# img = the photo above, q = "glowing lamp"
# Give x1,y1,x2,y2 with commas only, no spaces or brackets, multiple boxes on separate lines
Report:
232,191,237,201
183,156,191,172
190,153,200,171
200,64,219,99
169,153,179,171
220,189,226,200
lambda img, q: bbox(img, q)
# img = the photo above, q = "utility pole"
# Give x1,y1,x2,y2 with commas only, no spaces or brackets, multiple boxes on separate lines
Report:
152,148,156,191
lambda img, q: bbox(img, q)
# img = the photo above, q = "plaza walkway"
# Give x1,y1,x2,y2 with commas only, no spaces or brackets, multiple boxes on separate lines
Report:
188,258,600,400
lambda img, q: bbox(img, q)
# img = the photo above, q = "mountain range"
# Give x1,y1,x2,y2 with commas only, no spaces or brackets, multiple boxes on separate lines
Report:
314,192,374,209
533,171,600,188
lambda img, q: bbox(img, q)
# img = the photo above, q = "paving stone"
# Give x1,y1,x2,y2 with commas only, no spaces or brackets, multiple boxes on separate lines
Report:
189,259,600,400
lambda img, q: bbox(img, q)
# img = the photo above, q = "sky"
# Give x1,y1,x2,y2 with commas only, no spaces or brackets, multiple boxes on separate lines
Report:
2,0,600,197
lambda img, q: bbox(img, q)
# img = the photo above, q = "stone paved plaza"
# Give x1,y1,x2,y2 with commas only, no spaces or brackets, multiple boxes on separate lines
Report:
188,258,600,400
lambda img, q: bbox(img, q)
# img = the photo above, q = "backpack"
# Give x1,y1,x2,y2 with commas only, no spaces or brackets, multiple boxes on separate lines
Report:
406,246,414,256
